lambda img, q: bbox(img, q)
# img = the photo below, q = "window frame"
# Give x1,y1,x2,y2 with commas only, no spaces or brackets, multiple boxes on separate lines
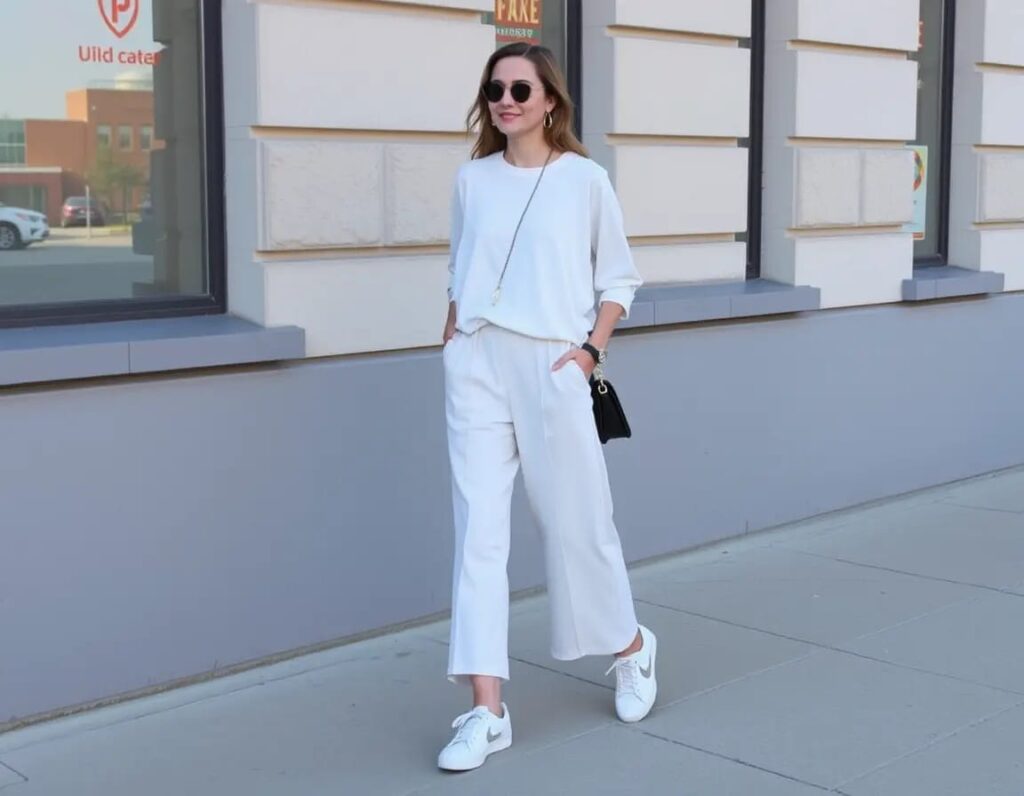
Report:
140,125,154,151
0,0,226,329
566,0,582,140
96,124,112,149
745,0,766,279
118,125,134,151
913,0,956,268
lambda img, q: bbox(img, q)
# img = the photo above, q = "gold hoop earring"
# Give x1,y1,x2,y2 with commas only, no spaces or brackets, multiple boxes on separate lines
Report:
544,111,553,129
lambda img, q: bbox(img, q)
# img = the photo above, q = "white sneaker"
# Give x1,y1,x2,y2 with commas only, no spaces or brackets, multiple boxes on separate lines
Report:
437,703,512,771
605,625,657,723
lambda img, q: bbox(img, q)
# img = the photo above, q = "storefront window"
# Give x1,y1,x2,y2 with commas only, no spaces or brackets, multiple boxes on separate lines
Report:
0,0,223,325
908,0,955,263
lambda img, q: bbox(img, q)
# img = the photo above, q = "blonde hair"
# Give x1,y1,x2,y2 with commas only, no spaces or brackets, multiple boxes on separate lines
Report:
467,42,587,160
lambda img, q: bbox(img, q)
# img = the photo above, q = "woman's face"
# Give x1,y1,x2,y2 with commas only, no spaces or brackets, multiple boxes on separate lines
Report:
487,56,556,141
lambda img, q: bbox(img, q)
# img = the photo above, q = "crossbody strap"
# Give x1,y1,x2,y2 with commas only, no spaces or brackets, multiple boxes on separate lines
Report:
491,148,554,305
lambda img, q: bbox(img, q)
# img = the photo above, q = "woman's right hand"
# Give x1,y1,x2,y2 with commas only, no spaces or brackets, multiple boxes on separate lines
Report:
443,302,457,345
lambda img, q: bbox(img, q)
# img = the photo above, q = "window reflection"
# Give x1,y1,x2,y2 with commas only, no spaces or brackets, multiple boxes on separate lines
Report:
0,0,208,309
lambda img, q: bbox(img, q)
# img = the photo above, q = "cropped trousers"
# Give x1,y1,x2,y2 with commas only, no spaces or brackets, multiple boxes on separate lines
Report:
443,323,638,683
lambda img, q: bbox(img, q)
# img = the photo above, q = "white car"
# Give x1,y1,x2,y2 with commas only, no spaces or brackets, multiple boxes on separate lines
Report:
0,202,50,250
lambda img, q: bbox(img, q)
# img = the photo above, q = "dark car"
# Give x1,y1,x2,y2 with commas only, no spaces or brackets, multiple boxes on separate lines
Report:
61,196,107,228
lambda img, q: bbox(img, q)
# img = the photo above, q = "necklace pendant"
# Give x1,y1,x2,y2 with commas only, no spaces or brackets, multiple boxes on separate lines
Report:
491,287,501,305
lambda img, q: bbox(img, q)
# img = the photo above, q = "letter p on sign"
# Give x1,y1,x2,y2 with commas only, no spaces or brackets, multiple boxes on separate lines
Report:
99,0,140,38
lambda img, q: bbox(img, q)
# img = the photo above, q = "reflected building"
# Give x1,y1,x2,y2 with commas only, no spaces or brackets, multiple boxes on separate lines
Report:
0,85,155,225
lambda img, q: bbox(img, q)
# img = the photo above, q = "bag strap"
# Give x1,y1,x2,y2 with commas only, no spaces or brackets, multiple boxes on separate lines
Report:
491,148,554,305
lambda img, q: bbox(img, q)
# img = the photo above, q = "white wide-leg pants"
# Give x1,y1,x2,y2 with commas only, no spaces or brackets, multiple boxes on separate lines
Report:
444,323,638,684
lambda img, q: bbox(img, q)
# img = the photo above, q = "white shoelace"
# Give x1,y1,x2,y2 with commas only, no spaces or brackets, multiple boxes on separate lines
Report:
605,657,641,698
448,707,490,747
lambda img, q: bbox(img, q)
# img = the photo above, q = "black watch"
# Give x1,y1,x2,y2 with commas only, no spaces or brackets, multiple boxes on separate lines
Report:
580,342,605,365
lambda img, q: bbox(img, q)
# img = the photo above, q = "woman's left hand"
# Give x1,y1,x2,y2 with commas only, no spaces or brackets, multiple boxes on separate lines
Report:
552,347,595,379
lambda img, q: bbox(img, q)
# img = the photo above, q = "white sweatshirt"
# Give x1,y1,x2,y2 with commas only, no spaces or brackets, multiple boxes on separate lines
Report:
447,151,643,345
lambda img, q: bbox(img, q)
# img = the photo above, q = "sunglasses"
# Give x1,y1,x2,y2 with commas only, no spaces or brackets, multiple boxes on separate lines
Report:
482,80,535,104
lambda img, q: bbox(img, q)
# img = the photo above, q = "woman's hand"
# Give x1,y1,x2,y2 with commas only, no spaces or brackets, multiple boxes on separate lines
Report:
443,302,457,345
551,347,595,379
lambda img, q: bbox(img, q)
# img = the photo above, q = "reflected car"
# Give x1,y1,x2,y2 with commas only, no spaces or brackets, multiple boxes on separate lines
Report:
0,202,50,250
61,196,107,227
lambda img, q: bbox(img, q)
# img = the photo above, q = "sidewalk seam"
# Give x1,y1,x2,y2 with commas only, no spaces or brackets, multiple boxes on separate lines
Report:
0,760,27,785
638,597,1024,698
786,549,1024,597
637,730,834,792
940,500,1024,515
830,697,1024,791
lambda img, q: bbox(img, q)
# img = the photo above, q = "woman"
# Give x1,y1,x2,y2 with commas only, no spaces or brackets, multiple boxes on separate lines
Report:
438,42,657,772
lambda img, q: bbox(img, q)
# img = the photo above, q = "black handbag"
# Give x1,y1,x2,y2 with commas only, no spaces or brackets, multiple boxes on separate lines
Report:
590,372,631,444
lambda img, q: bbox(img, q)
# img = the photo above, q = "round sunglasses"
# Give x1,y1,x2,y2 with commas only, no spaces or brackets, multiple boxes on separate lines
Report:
482,80,535,104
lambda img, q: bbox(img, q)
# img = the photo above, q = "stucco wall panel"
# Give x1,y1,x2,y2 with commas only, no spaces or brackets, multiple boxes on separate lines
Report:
979,154,1024,222
980,72,1024,145
615,146,749,237
609,0,751,37
861,149,915,225
264,256,447,356
794,51,918,140
794,234,912,307
795,148,861,227
256,3,493,130
980,229,1024,291
385,144,470,245
984,0,1024,66
613,38,750,137
260,140,383,251
796,0,919,52
631,241,747,284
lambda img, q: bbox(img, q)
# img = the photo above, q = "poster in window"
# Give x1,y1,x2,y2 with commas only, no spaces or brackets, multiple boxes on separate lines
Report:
494,0,543,45
905,145,928,241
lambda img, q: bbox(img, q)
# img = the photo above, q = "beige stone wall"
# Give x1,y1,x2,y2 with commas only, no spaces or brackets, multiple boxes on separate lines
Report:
582,0,752,285
223,0,490,356
949,0,1024,290
760,0,919,308
220,0,1024,356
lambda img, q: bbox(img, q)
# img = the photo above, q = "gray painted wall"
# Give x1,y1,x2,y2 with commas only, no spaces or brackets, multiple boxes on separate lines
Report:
4,294,1024,726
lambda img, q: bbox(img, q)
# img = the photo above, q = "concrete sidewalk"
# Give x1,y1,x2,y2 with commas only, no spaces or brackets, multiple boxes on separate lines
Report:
3,468,1024,795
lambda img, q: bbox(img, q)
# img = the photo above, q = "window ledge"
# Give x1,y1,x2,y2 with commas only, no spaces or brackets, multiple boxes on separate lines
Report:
902,266,1005,302
0,315,305,387
620,279,821,329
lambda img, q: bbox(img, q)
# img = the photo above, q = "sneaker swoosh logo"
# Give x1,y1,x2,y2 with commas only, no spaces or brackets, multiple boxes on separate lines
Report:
640,658,653,679
487,729,502,742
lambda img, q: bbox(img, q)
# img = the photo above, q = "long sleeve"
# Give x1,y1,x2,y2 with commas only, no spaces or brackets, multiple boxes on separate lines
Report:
591,170,642,318
447,171,464,303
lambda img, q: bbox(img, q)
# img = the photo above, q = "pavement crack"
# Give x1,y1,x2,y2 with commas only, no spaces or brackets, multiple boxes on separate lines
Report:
637,731,833,791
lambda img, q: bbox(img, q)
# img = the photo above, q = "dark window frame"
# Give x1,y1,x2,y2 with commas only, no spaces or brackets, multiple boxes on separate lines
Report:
915,0,956,267
0,0,226,329
117,125,134,151
566,0,582,140
745,0,766,279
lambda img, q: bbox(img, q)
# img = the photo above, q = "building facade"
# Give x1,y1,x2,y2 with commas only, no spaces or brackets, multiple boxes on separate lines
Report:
2,0,1023,730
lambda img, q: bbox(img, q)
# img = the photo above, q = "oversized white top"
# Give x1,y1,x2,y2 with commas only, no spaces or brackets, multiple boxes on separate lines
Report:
447,151,642,344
